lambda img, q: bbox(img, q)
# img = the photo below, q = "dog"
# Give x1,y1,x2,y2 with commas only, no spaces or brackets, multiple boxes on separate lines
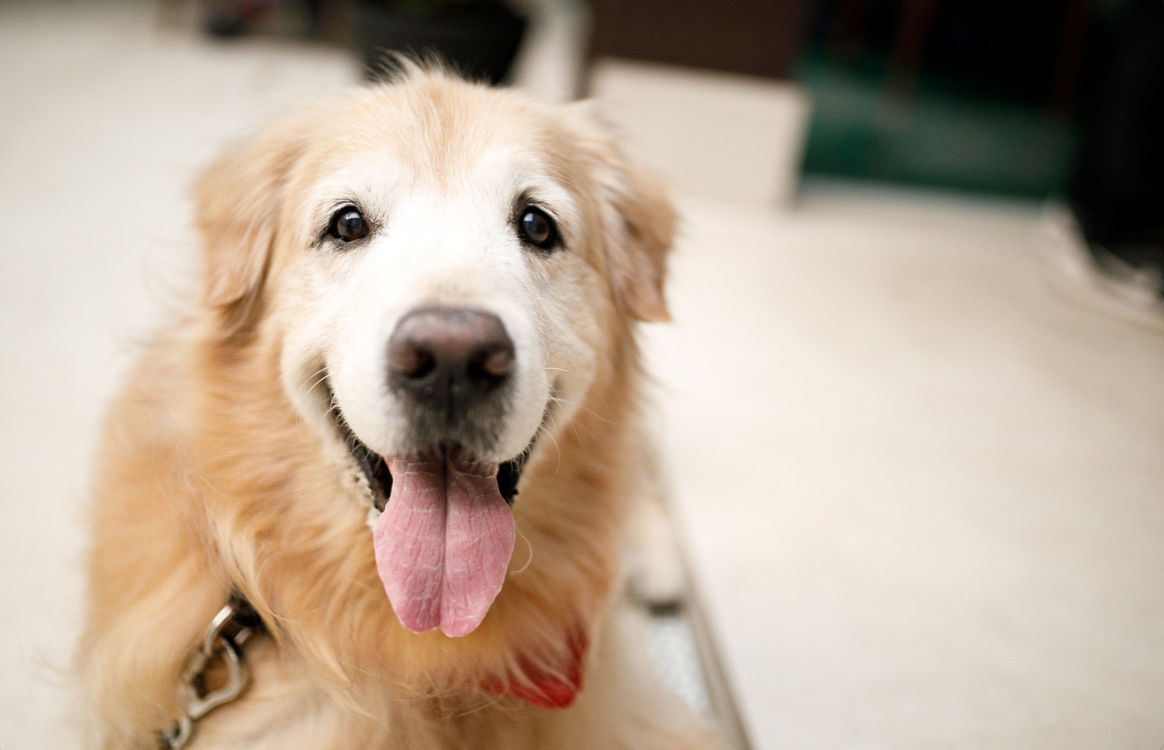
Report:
77,65,723,750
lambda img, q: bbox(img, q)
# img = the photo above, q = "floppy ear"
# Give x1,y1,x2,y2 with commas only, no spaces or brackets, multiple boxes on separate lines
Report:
194,120,305,328
605,163,676,323
562,102,677,323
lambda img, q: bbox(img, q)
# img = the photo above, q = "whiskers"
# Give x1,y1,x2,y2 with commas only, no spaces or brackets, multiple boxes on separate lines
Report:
534,419,563,480
295,365,332,417
510,522,534,575
540,366,619,428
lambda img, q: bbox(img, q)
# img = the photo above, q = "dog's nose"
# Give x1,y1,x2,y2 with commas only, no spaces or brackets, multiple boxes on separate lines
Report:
387,308,515,407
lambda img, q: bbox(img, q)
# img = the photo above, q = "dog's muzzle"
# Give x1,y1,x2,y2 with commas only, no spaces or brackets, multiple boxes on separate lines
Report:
327,306,530,512
326,307,534,638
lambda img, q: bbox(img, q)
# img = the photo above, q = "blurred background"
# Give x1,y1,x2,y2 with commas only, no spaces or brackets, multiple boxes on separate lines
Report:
195,0,1164,276
1,0,1163,748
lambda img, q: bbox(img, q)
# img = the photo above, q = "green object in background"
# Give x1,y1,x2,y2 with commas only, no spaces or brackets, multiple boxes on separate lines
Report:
798,51,1077,199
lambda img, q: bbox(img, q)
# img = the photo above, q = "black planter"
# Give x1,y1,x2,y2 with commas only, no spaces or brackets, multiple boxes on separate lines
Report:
354,2,527,86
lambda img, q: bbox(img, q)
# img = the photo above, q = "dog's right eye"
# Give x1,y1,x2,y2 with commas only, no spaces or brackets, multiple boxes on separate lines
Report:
329,206,368,243
517,206,559,251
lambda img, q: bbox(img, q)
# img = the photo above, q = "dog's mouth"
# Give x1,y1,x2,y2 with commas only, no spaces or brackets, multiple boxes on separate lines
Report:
326,384,533,638
334,413,527,513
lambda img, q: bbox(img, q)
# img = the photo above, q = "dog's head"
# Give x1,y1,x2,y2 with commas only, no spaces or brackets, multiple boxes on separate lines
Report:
195,68,674,642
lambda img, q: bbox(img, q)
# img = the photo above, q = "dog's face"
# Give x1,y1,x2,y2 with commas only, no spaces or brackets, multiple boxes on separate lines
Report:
281,102,597,469
196,70,674,641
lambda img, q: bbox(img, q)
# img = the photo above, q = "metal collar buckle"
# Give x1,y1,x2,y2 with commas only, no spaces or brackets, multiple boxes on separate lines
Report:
158,596,263,750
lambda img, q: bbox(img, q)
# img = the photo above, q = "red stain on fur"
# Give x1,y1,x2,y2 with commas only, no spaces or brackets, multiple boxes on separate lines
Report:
480,629,587,709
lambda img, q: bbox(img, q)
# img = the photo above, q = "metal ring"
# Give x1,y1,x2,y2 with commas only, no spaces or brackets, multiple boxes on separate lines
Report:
202,603,238,655
180,633,249,721
158,715,191,750
159,598,258,749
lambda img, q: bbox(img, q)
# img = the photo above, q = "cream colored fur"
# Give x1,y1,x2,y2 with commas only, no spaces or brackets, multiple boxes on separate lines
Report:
78,67,722,750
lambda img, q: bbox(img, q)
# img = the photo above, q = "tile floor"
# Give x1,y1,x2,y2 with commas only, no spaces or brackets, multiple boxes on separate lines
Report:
2,3,1163,749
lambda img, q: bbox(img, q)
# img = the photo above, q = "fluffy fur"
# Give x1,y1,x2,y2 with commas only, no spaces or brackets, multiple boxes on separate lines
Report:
78,67,723,750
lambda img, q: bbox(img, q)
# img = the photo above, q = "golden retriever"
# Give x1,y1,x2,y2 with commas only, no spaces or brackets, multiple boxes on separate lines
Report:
78,65,723,750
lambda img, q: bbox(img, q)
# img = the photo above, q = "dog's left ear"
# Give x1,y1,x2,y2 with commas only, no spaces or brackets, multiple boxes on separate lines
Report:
194,116,307,330
563,102,677,323
607,163,676,323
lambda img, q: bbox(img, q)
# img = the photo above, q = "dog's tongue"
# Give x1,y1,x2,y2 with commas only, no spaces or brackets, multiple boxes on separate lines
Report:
373,454,515,638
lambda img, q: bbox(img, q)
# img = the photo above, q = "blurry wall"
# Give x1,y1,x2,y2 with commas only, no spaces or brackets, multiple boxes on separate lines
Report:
589,0,806,79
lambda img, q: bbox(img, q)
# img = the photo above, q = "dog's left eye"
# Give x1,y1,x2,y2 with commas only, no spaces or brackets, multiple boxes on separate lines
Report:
518,206,558,250
329,206,368,243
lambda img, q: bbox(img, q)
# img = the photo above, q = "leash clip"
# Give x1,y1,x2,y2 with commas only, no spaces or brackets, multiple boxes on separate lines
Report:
158,596,261,749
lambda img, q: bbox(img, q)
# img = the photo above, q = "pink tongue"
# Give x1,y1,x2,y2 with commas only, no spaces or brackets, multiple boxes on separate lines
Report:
373,454,516,638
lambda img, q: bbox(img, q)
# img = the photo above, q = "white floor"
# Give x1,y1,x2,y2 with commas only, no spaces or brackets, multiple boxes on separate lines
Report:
2,2,1164,749
649,189,1164,749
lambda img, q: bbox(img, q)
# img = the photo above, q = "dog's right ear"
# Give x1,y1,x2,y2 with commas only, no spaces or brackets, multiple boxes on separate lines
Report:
194,120,306,330
558,100,677,323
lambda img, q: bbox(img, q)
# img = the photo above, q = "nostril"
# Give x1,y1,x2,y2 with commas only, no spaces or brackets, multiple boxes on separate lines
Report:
473,347,515,379
389,343,436,380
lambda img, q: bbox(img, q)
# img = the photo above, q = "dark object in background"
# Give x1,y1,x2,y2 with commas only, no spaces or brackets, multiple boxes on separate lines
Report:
589,0,806,79
354,1,526,85
1069,0,1164,290
803,0,1088,107
204,0,283,37
797,0,1088,197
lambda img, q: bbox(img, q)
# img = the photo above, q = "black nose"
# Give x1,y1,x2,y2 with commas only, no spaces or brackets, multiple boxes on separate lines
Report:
387,308,515,410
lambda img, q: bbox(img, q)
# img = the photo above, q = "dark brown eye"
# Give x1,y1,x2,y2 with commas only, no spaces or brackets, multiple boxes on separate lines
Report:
518,206,557,249
330,206,367,242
